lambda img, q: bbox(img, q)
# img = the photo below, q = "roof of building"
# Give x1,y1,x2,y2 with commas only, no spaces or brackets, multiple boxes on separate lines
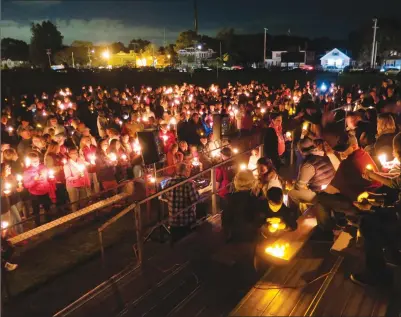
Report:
320,48,350,60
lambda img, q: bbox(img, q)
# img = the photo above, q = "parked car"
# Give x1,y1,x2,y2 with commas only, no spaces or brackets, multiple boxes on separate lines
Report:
384,68,400,76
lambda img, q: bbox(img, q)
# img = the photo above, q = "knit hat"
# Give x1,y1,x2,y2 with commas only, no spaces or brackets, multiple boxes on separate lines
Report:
234,170,255,191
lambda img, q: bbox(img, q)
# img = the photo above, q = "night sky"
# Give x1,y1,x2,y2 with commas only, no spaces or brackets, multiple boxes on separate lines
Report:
1,0,400,45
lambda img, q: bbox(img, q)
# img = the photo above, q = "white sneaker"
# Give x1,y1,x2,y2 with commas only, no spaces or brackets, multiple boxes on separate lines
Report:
5,262,18,271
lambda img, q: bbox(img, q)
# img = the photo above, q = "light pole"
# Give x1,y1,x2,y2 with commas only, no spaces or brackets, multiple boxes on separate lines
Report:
46,49,51,67
263,28,268,68
371,18,378,68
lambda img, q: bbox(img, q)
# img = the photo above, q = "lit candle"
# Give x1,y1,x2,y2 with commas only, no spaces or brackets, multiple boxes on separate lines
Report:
285,131,292,139
233,148,239,154
149,176,156,183
142,116,148,122
240,163,247,171
192,157,200,166
25,157,31,167
89,155,96,165
7,126,13,133
366,164,373,171
16,174,23,187
261,108,266,114
48,169,55,179
121,154,127,160
62,158,67,165
162,135,169,143
77,164,85,177
1,221,9,229
302,122,309,131
264,243,289,259
109,153,117,162
378,154,387,166
321,184,328,190
3,182,12,195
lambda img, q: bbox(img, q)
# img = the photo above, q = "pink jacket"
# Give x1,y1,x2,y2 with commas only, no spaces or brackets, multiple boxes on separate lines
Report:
63,158,91,188
23,165,56,202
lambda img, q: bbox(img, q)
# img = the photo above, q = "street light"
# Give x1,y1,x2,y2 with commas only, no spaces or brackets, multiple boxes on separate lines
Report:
197,45,202,50
102,50,110,59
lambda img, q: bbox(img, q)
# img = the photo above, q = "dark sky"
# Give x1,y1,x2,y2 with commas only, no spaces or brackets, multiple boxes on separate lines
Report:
1,0,400,45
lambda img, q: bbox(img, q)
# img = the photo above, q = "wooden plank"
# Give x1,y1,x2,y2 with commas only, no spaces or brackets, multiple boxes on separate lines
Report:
9,193,129,245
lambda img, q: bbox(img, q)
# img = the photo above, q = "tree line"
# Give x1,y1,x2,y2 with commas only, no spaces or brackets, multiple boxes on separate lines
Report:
2,18,401,67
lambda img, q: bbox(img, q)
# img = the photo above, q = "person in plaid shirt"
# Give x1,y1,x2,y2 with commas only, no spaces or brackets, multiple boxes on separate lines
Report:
165,163,200,244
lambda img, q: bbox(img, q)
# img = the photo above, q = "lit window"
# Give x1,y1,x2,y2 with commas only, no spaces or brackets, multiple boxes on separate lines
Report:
327,59,335,66
336,59,343,66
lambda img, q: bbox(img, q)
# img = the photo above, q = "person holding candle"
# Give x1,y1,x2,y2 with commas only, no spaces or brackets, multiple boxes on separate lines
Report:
96,139,118,190
79,136,100,194
1,164,23,235
350,133,401,286
252,157,282,199
108,139,129,183
63,147,91,212
159,123,176,154
23,151,56,226
165,143,184,176
215,148,235,211
45,141,70,211
373,113,397,165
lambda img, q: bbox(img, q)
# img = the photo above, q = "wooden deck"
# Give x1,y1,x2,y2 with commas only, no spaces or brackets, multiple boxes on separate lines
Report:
55,215,396,317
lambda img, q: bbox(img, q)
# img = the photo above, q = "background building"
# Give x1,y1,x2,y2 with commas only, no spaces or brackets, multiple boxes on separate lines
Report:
320,48,351,71
178,47,215,68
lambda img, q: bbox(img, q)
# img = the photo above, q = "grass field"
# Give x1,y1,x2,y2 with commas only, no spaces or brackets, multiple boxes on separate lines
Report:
2,69,398,96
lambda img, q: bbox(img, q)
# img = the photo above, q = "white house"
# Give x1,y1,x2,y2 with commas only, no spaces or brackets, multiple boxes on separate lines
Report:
265,51,287,67
178,47,215,67
320,48,350,71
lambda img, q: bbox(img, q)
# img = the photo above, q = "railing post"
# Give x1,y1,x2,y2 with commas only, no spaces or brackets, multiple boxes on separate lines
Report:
134,204,144,266
98,230,105,267
211,167,217,215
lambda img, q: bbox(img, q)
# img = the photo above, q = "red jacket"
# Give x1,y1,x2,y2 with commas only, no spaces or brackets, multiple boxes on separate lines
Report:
23,165,56,202
159,130,176,154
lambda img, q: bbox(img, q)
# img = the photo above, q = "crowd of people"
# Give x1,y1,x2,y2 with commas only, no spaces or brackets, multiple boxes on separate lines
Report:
1,78,400,289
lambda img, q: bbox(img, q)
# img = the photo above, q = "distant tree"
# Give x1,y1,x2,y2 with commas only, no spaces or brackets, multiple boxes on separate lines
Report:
110,42,128,53
128,39,151,53
71,40,93,48
216,28,235,52
1,38,29,61
29,20,63,67
175,30,199,50
348,18,401,65
54,46,88,67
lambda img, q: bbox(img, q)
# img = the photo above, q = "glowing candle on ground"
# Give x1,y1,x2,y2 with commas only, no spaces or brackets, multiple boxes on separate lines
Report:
265,243,289,259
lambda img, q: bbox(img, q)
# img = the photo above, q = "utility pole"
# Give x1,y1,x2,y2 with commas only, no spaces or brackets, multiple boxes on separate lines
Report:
71,51,75,68
217,41,222,79
163,27,167,48
46,49,51,67
371,18,378,68
263,28,268,68
374,41,379,68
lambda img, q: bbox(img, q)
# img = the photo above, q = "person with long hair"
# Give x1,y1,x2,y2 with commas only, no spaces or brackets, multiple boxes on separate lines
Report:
252,157,282,199
108,139,129,183
374,113,398,163
165,143,184,176
44,141,70,212
263,113,285,169
79,136,100,194
63,147,90,212
95,139,118,190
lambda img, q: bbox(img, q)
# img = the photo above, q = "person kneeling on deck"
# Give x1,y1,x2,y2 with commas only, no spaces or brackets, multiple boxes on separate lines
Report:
314,128,381,236
165,163,200,246
350,133,401,287
288,138,335,209
264,187,298,232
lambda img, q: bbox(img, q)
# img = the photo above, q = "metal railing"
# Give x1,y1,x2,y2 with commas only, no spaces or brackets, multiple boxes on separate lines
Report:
97,142,264,267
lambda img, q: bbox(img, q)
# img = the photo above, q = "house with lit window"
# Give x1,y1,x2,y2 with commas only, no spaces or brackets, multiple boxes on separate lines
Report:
320,48,351,71
178,46,215,68
381,50,401,70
